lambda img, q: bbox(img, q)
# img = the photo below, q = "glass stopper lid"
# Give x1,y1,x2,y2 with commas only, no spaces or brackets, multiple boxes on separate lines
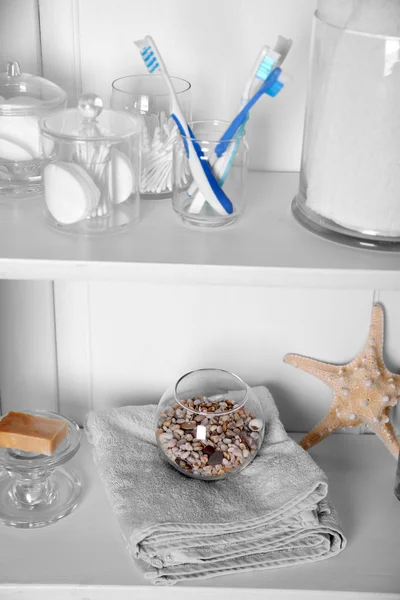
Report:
40,93,142,142
0,60,67,115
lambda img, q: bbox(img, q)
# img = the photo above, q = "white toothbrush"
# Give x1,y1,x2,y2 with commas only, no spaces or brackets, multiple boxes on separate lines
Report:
135,35,234,216
188,36,292,214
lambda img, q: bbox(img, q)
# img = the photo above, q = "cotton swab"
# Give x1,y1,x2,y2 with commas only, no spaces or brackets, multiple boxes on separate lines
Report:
140,115,189,194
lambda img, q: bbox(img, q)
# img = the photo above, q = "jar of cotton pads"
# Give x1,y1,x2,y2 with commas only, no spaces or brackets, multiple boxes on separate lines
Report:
40,93,141,235
0,60,67,198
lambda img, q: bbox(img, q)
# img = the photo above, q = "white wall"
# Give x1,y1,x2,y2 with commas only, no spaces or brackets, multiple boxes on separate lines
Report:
0,280,399,438
0,0,41,75
0,281,58,415
51,282,400,437
39,0,317,171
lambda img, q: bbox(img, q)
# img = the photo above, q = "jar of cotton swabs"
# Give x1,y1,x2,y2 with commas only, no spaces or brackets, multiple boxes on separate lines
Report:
110,74,192,199
39,93,141,235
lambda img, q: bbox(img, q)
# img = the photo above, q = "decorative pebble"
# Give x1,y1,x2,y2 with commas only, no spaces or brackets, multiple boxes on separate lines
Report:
249,419,263,431
208,451,224,466
181,422,196,430
202,445,215,456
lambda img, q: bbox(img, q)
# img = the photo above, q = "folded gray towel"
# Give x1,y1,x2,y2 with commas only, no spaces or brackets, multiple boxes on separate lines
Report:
86,386,346,586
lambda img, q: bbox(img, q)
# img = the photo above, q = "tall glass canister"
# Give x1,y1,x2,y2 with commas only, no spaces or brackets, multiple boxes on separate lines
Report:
293,0,400,248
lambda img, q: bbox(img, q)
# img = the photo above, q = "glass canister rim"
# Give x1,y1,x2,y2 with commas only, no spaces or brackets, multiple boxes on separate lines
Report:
315,10,400,40
112,73,191,96
173,368,250,417
181,119,246,144
39,107,141,143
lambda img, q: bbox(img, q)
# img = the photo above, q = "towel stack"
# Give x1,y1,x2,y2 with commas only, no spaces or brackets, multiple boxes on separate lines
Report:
86,386,345,586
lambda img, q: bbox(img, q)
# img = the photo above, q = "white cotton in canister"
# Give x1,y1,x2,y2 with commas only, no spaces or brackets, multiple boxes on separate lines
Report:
111,148,135,204
0,137,34,161
0,115,41,159
305,0,400,236
44,162,100,225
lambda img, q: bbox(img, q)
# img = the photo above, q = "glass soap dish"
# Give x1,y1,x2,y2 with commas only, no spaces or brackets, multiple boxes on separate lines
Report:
0,410,81,528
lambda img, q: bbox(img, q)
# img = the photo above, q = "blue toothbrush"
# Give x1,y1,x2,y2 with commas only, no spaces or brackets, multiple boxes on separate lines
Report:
135,36,234,216
215,67,282,159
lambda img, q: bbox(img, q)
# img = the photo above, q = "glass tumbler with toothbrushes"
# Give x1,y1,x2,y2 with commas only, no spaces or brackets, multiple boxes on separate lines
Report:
39,93,141,235
133,35,289,227
172,120,249,228
111,75,191,199
171,60,288,228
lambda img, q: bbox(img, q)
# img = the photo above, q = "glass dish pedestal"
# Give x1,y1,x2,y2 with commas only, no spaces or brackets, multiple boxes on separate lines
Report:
0,410,81,528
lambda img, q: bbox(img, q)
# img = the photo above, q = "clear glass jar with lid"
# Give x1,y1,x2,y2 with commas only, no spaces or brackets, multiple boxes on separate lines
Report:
294,0,400,249
0,60,67,198
40,93,141,235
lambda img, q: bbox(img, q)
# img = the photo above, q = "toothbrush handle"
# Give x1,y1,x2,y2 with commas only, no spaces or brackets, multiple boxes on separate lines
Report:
173,111,234,215
215,67,281,158
187,125,233,214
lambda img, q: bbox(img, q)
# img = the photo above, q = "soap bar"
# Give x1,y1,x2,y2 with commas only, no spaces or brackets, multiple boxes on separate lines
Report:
0,411,68,455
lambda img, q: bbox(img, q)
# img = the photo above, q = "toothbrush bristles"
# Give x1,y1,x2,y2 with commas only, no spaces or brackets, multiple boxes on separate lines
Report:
140,45,160,73
256,56,275,80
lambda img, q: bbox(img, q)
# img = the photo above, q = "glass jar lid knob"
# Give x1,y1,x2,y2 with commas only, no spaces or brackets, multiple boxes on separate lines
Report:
77,93,103,122
6,60,22,77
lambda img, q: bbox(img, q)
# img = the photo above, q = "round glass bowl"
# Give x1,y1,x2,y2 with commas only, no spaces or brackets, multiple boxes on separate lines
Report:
0,410,81,528
156,369,264,480
0,60,67,198
40,93,141,236
111,74,191,199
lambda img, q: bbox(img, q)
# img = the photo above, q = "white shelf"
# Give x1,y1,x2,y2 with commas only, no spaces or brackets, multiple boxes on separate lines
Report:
1,172,400,286
1,433,400,599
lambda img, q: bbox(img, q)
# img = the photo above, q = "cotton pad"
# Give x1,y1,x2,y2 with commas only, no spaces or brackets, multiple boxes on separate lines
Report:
41,135,55,158
0,115,41,158
44,161,100,225
6,96,43,106
112,148,135,204
0,136,35,161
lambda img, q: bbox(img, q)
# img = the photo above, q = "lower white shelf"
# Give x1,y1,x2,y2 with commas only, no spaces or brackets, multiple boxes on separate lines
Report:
1,433,400,600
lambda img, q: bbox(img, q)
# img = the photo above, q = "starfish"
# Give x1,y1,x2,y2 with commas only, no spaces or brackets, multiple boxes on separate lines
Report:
284,304,400,459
